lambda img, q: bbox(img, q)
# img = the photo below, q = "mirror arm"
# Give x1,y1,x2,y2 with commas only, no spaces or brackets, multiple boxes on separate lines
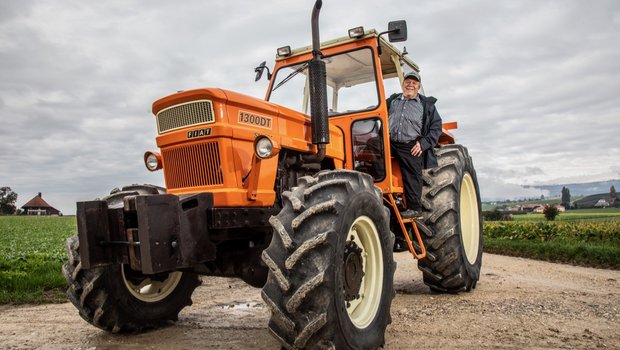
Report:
254,63,272,82
376,29,397,55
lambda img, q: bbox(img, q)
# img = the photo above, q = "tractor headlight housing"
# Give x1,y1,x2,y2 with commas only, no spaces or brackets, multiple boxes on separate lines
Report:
348,26,365,39
144,151,162,171
255,137,274,159
277,46,291,57
254,136,280,159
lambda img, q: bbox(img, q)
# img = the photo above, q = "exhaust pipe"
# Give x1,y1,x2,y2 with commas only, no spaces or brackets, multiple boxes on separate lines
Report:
304,0,329,162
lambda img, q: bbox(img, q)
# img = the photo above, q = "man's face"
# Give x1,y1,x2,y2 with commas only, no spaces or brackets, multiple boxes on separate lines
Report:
401,78,420,99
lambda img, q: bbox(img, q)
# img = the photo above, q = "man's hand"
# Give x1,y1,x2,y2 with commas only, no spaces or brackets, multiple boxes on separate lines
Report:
410,141,423,157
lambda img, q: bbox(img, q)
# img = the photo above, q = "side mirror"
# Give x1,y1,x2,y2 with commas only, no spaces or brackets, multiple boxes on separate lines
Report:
387,20,407,42
254,61,272,82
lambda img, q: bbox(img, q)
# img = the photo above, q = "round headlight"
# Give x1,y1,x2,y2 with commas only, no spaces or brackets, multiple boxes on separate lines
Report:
144,152,162,171
255,137,273,159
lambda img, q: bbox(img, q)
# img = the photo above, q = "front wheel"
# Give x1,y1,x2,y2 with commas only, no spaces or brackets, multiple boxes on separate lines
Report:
62,185,201,332
261,170,395,349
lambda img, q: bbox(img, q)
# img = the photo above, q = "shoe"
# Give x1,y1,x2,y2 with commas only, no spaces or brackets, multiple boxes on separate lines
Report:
400,209,423,219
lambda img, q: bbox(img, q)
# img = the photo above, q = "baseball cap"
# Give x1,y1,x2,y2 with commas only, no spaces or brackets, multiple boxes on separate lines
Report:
404,70,421,82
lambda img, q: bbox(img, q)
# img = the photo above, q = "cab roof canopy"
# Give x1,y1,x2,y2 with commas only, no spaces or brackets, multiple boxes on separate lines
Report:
276,29,419,89
277,29,419,76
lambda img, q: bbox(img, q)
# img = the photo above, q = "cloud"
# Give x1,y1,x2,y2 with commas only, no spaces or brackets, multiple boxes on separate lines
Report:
477,176,550,202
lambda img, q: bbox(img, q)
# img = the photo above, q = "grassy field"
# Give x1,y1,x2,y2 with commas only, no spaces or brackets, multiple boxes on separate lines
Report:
511,207,620,222
0,216,75,304
484,208,620,268
1,209,619,304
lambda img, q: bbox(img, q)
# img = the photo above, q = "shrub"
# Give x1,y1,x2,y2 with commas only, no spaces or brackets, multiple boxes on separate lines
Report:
482,209,513,221
543,205,560,221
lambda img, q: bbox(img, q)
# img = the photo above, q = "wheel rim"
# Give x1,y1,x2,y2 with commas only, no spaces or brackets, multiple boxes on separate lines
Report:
460,173,480,264
122,265,183,303
344,216,384,329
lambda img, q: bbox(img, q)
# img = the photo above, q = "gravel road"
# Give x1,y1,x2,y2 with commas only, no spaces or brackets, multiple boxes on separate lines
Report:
1,253,618,349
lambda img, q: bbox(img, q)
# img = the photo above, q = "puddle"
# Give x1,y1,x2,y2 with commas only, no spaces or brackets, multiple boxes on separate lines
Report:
217,302,263,310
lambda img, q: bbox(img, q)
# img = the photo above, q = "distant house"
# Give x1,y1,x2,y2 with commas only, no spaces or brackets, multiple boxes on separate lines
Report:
505,206,522,212
520,204,541,213
21,193,61,216
594,199,610,208
532,204,565,213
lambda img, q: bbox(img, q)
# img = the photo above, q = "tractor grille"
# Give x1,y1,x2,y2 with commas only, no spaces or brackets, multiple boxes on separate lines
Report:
156,100,215,133
162,141,224,189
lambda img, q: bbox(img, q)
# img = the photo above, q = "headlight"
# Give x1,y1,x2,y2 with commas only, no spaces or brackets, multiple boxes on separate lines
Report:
144,151,162,171
255,137,273,159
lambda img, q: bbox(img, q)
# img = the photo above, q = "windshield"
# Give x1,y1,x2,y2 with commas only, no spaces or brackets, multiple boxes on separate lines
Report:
268,48,378,116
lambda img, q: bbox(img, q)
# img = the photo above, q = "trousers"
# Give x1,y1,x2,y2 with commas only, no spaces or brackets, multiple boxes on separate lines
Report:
391,141,423,211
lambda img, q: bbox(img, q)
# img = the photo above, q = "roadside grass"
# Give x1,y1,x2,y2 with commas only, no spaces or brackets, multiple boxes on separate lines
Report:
0,216,75,304
484,239,620,269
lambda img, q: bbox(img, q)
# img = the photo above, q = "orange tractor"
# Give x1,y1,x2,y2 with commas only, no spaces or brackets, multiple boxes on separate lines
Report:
64,1,482,349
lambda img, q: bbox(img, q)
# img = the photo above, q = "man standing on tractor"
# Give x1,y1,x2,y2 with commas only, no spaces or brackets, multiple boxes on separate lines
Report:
388,71,443,219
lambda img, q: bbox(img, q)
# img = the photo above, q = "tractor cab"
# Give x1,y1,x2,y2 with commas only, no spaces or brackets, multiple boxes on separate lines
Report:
258,26,455,205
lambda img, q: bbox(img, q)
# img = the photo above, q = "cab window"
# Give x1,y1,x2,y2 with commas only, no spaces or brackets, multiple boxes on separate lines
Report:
352,118,385,181
268,48,379,116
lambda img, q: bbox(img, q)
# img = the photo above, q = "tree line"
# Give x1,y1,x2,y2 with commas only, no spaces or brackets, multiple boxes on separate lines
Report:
0,187,19,215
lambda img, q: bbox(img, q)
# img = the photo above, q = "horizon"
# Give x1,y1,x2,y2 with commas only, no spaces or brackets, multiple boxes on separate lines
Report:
11,178,620,215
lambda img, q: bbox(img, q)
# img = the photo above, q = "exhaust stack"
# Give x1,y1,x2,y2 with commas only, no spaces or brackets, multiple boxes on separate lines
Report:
308,0,329,149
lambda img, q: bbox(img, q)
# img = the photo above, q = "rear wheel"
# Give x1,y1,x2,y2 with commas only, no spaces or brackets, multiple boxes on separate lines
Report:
62,185,201,332
418,145,483,292
262,170,395,349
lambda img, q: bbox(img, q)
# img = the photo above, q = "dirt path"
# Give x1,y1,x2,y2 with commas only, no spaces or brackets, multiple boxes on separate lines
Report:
1,253,619,349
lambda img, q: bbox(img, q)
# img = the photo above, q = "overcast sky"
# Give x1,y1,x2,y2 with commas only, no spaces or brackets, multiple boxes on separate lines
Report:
1,0,619,214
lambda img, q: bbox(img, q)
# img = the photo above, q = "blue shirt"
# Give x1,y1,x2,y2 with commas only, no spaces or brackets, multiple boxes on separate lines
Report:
388,94,423,143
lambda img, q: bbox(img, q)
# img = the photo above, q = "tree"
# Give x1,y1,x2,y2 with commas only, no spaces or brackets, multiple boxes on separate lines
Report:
611,185,617,207
0,187,18,215
561,186,571,209
543,205,560,221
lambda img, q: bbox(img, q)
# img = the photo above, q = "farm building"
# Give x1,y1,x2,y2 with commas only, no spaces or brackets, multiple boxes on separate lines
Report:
21,192,61,216
532,204,565,213
504,204,566,213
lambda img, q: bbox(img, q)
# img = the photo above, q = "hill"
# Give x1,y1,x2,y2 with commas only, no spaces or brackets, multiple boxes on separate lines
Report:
573,192,620,208
524,179,619,197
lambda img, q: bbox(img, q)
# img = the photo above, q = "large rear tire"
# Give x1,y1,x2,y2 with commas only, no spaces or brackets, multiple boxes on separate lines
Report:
418,145,483,293
62,185,201,332
262,170,395,349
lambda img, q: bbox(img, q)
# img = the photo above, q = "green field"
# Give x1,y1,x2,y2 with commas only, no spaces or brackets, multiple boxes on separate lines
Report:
511,207,620,222
483,208,620,268
0,216,76,304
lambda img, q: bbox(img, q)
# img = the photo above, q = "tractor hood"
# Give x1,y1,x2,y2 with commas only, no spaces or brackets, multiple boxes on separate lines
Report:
151,88,344,155
148,88,344,207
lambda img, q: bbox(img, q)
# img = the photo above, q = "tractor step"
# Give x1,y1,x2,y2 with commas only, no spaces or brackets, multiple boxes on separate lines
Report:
384,194,426,260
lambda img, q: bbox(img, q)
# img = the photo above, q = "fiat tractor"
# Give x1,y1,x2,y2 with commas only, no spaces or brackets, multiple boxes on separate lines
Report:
64,1,483,349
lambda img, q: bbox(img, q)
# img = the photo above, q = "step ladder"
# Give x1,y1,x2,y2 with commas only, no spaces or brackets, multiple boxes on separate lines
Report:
385,194,426,260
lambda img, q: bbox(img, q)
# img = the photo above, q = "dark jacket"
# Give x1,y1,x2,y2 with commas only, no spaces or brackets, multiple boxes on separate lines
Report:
387,93,442,169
